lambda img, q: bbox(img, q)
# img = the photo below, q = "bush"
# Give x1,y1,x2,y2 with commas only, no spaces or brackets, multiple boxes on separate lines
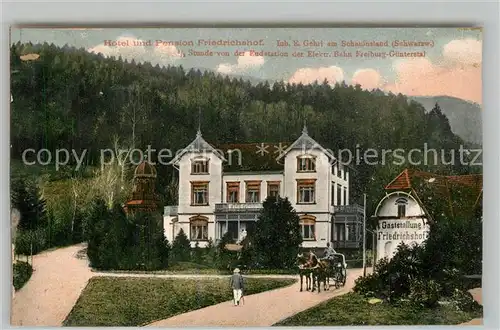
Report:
215,232,238,270
451,288,482,313
191,241,203,264
14,227,48,255
203,238,216,264
409,279,441,308
11,178,47,231
353,273,384,298
13,261,33,290
170,229,191,262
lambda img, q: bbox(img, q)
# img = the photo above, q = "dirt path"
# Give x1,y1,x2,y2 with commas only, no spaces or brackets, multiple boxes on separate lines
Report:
11,244,93,326
146,268,365,327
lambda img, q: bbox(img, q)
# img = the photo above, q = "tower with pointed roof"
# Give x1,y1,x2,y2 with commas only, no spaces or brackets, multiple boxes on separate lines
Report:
124,160,160,214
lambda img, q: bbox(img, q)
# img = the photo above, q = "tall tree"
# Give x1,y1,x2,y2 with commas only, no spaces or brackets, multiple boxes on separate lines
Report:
252,196,302,269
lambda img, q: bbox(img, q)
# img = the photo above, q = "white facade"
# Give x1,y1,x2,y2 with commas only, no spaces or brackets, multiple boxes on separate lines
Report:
164,127,355,249
373,192,430,261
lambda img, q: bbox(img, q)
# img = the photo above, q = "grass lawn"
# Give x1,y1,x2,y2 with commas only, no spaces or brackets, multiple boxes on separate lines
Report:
63,276,296,326
94,261,298,275
274,293,482,326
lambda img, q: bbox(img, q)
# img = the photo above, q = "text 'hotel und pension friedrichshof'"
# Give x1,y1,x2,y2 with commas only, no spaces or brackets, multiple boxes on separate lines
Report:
102,38,434,59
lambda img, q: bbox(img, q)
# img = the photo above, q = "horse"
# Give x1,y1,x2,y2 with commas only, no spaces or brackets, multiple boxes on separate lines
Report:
301,251,330,293
297,253,313,292
317,258,336,291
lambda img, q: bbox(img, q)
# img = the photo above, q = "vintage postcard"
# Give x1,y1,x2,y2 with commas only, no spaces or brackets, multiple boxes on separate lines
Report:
10,26,482,326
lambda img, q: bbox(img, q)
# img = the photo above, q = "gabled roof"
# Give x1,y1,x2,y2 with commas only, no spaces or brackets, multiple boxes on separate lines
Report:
168,130,226,165
216,142,289,172
384,168,483,221
275,125,337,162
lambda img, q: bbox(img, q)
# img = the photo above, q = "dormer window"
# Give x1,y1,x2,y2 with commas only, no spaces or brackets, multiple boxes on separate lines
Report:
297,155,316,172
191,158,209,174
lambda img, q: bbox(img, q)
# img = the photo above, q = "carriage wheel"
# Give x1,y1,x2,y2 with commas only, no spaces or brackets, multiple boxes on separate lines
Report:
334,273,341,289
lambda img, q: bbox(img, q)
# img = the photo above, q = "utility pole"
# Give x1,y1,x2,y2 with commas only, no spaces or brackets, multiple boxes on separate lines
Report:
363,193,367,277
372,231,376,268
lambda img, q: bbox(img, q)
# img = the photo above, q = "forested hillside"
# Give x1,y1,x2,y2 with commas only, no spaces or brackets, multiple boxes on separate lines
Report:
10,41,481,215
410,96,482,145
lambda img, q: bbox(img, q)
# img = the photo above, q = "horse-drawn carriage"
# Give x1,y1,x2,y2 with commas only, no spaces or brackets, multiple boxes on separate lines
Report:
326,253,347,288
297,251,347,292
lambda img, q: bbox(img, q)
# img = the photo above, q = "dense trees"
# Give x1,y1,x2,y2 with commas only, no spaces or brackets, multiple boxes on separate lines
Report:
86,199,170,270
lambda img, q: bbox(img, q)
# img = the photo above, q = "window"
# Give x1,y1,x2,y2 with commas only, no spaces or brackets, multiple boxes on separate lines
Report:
191,159,209,174
337,164,342,178
226,182,240,203
335,223,346,241
343,187,347,205
398,204,406,218
191,181,209,205
300,215,316,240
245,181,261,203
190,216,208,241
297,179,316,204
331,183,335,205
337,184,342,206
395,197,408,218
267,181,280,198
347,223,356,241
228,222,239,241
297,156,316,172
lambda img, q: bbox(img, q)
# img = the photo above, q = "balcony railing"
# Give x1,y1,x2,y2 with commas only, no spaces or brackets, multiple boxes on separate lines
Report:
164,206,178,216
333,204,364,215
215,202,263,213
333,240,362,249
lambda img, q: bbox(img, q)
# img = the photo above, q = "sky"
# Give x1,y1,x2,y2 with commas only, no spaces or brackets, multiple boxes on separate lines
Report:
10,27,482,104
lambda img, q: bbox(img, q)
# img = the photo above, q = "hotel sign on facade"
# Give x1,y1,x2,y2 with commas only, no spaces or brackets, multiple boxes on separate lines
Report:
373,192,430,261
376,218,430,261
377,219,430,242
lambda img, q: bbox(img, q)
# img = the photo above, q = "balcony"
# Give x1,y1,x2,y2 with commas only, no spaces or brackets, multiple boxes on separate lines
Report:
215,202,263,213
333,204,364,215
164,206,178,216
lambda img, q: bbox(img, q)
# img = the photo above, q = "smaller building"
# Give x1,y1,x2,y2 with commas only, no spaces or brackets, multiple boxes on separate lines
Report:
373,168,482,261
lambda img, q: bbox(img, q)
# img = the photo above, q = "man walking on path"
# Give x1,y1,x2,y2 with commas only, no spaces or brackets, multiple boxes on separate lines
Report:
230,268,244,306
